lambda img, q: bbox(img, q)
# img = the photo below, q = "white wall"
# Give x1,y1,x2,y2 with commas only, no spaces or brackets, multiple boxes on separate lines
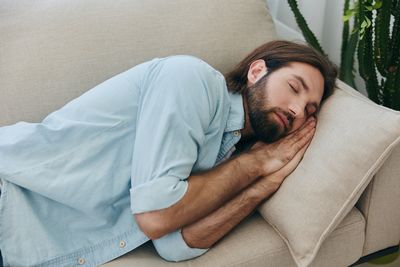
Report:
266,0,344,65
266,0,367,95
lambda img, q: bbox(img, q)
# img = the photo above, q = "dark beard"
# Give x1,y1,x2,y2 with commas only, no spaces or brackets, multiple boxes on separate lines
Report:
248,108,281,143
245,74,293,143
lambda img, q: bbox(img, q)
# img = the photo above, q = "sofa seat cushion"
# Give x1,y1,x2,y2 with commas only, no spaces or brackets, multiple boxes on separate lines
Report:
102,207,365,267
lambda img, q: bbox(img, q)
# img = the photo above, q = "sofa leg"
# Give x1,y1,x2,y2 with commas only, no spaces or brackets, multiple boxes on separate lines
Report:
349,245,400,266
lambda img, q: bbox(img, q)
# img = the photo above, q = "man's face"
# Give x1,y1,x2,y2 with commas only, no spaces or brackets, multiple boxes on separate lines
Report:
245,61,324,143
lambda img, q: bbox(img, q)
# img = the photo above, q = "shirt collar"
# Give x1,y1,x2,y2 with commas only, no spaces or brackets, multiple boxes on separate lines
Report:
225,92,245,132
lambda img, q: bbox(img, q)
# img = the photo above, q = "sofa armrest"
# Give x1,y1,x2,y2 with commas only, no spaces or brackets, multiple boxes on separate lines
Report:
356,143,400,256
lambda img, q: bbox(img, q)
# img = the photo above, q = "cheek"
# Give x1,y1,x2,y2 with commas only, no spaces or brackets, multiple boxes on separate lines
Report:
268,88,288,105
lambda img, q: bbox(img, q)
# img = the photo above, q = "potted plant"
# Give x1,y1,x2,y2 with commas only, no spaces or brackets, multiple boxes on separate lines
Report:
287,0,400,110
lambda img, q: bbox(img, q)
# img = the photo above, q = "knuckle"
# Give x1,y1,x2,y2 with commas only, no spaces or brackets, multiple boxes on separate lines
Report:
283,153,292,163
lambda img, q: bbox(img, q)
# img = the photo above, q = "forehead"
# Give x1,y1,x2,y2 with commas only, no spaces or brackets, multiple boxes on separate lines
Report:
279,62,324,103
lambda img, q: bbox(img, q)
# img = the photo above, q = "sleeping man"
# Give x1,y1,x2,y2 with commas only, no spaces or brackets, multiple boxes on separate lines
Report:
0,40,336,266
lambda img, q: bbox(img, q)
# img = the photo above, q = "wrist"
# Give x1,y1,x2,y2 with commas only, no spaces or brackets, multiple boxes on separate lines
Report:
248,176,280,201
245,148,276,177
237,151,265,178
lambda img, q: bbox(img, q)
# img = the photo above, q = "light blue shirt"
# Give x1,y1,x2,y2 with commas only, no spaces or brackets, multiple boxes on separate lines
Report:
0,56,244,266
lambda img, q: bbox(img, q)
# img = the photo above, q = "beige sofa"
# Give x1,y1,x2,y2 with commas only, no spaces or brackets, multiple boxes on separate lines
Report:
1,0,399,266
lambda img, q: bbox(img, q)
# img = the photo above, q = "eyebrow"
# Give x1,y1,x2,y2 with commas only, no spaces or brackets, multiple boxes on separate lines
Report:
293,74,309,91
292,74,321,112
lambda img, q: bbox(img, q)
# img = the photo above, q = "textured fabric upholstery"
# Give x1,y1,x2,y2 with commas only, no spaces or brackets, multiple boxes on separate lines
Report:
103,208,365,267
257,79,400,267
0,0,277,126
357,143,400,256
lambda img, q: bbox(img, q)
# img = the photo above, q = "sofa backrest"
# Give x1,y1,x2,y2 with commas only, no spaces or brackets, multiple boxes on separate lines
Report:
0,0,277,125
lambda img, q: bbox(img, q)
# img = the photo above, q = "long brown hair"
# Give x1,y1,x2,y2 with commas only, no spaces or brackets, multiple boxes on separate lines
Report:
225,40,338,101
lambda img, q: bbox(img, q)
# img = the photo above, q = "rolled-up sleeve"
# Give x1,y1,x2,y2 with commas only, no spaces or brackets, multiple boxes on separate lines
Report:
130,56,221,214
152,229,209,262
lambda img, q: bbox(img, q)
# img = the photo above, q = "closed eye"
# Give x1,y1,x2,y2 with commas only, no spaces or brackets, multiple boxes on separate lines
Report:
289,83,298,93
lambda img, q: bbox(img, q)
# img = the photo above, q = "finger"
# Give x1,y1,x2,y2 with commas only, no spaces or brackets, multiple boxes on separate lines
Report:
275,135,314,178
273,121,314,166
290,136,312,165
295,135,313,159
281,117,315,144
289,123,315,154
290,116,316,134
299,116,317,131
290,118,316,144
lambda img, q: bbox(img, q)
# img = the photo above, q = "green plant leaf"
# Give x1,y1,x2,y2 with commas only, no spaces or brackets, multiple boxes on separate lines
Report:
287,0,325,54
343,14,352,21
361,20,368,28
372,0,382,9
366,16,371,27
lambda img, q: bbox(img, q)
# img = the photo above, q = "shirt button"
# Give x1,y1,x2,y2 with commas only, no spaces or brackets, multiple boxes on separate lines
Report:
233,131,240,137
78,257,86,265
119,240,126,248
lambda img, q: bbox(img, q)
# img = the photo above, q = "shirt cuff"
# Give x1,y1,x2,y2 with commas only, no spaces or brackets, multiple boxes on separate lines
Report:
152,229,209,262
130,175,188,214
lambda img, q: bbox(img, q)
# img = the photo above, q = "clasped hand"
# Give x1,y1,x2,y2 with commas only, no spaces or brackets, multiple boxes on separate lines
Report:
249,116,317,194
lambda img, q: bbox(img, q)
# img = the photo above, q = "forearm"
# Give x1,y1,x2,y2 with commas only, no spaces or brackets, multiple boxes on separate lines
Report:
181,179,279,249
135,117,316,240
134,152,264,239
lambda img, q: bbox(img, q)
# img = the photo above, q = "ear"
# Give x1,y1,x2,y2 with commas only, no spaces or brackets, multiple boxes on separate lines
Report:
247,59,268,86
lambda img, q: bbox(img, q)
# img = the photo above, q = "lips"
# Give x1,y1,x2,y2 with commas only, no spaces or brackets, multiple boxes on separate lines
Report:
275,112,288,129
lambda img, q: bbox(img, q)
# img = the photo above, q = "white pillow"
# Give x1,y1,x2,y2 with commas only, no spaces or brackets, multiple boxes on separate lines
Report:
257,80,400,267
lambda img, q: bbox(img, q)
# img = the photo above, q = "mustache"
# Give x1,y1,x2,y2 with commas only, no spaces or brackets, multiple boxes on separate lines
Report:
270,107,294,129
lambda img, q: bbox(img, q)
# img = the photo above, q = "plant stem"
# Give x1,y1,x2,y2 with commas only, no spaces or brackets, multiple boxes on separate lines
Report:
287,0,325,55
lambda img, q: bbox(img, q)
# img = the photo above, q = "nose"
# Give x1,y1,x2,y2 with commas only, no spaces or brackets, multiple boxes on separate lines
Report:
288,103,305,119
